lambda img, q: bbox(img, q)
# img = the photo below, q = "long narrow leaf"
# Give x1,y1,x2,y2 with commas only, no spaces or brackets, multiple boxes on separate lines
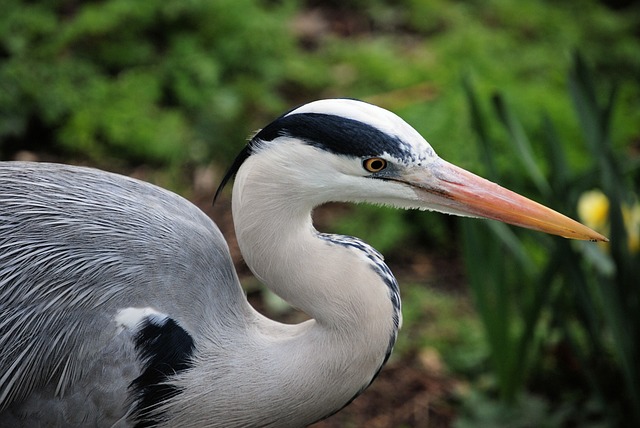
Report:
461,220,521,403
462,75,498,180
541,115,569,197
487,221,535,274
492,94,551,197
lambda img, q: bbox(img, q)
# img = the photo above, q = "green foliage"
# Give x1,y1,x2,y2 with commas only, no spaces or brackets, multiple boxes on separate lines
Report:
0,0,298,165
460,53,640,426
566,53,640,426
456,391,571,428
329,204,412,254
394,285,487,374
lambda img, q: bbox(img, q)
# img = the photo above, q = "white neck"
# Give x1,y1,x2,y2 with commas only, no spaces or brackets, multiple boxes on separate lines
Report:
222,147,400,424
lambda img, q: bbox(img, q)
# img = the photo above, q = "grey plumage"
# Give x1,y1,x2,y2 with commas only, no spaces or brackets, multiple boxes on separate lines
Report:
1,163,245,425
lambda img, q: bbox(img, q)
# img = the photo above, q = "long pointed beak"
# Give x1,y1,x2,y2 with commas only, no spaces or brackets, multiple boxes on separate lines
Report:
403,159,608,241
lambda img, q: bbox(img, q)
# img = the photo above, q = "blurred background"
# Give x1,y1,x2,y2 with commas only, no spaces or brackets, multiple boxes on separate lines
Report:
1,0,639,426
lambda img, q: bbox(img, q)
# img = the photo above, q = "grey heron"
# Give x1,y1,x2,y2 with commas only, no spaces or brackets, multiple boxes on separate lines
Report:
0,99,605,427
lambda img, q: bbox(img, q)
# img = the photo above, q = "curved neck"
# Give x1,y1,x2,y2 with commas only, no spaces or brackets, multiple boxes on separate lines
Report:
232,156,400,332
231,154,400,395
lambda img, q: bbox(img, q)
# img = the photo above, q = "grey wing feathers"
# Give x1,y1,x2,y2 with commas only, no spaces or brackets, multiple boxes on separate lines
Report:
0,162,241,418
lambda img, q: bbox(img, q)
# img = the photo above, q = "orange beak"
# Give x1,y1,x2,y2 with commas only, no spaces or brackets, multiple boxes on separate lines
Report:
403,159,608,242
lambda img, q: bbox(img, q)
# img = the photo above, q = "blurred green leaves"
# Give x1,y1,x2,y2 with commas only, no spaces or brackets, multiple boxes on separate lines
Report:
0,0,298,164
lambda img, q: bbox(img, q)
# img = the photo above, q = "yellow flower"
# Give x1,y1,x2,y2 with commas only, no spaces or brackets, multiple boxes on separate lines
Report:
577,189,640,254
622,203,640,253
577,190,610,231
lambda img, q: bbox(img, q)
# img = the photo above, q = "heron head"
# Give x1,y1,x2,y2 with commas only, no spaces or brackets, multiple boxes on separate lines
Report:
217,99,606,242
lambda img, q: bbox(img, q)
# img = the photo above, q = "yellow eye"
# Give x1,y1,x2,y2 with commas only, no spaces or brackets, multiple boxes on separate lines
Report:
363,158,387,173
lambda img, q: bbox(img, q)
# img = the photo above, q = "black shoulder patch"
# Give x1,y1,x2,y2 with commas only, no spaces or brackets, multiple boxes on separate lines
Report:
129,317,195,427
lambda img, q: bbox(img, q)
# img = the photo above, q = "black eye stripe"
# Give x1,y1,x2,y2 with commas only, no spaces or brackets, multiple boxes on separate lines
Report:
254,113,408,159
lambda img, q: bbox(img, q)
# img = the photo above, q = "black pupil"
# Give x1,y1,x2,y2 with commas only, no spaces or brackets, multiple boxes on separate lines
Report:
369,159,384,170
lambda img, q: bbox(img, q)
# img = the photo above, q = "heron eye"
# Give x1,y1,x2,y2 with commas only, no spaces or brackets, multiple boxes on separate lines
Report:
363,158,387,173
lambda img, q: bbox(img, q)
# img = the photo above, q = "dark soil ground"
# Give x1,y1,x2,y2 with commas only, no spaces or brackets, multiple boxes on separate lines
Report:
310,362,457,428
